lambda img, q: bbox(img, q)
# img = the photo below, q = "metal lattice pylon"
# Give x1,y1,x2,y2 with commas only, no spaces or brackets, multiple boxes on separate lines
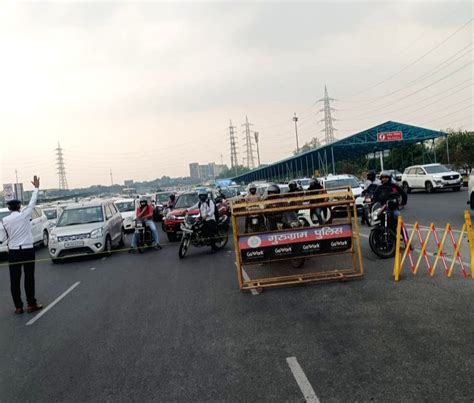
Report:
242,116,256,169
55,142,69,190
319,85,337,144
229,119,239,169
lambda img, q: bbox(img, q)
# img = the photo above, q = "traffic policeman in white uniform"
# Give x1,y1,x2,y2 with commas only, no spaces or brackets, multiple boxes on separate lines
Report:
1,176,43,314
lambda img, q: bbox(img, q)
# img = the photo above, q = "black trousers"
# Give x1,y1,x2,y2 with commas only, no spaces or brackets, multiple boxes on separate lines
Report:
8,248,36,309
203,220,218,248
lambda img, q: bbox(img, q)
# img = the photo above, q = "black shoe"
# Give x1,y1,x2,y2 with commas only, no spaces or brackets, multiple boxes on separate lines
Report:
15,308,24,315
27,304,43,313
154,244,162,250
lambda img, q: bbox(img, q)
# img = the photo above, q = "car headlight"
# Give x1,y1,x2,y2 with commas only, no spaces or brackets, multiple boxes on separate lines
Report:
50,233,58,242
126,216,134,221
90,228,103,238
434,180,442,184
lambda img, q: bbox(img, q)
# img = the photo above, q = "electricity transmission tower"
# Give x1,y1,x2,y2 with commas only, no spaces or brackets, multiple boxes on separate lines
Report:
242,116,256,169
55,142,69,190
318,85,337,144
228,120,239,172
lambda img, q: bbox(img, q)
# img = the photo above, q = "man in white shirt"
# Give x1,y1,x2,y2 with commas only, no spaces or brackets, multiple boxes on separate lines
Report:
189,189,218,251
2,176,43,314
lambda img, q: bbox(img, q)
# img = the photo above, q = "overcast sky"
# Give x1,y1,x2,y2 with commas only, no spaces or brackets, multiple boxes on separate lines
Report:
0,1,472,189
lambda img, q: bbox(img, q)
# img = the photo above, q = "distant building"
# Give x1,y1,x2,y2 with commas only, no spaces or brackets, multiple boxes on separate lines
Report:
189,162,228,181
124,179,134,187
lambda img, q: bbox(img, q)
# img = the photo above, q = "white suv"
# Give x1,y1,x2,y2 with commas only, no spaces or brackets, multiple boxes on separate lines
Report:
0,206,50,254
468,172,474,210
320,174,364,217
49,200,123,263
402,164,462,193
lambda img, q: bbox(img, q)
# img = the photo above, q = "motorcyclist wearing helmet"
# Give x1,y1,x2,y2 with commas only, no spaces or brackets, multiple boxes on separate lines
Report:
216,186,227,200
373,171,407,228
245,183,259,202
244,183,262,233
288,180,299,193
307,177,327,225
131,196,161,251
263,183,299,230
189,189,218,250
364,170,381,188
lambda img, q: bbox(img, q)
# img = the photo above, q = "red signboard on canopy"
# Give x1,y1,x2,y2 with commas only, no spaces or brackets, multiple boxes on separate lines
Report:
377,131,403,142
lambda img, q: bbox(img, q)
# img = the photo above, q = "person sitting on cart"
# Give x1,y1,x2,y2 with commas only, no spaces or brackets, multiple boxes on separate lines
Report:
131,196,161,250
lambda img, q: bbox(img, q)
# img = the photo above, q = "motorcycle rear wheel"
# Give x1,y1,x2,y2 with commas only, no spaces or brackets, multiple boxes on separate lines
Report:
369,227,396,258
213,231,229,250
179,235,191,258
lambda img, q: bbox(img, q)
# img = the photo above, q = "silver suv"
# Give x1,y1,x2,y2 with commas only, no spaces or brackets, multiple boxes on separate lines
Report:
401,164,462,193
49,200,124,263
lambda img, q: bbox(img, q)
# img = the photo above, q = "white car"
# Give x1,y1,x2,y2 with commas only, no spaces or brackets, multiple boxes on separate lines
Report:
468,172,474,210
320,174,364,217
114,198,136,232
401,163,462,193
40,205,64,228
0,206,50,254
49,200,124,263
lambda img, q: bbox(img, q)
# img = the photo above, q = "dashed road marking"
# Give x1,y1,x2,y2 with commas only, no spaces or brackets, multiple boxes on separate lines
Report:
242,268,259,296
286,356,320,402
26,282,81,326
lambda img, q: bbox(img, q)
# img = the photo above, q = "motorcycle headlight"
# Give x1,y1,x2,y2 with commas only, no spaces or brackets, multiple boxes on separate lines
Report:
90,228,103,238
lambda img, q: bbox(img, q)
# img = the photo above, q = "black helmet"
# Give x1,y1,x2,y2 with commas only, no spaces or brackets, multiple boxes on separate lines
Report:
266,183,280,196
367,170,376,180
308,178,320,190
288,180,298,192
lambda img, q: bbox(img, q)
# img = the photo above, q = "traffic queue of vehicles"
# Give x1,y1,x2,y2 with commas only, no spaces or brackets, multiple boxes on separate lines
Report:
0,163,468,262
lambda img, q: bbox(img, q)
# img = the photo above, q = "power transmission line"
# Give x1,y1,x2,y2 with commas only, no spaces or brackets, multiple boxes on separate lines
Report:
228,119,239,171
340,17,474,100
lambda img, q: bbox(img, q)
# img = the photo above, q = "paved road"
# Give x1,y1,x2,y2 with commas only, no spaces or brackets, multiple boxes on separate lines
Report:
0,190,473,402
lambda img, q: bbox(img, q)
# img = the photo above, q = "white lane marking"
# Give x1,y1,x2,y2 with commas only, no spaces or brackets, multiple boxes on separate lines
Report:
90,267,96,271
26,282,81,326
242,268,259,296
286,357,320,403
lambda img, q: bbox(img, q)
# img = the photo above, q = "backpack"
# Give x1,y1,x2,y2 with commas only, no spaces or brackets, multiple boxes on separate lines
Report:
198,199,220,222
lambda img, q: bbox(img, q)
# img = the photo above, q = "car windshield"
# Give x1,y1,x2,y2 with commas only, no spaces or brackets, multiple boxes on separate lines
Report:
57,206,104,227
221,188,238,198
175,193,199,209
424,165,450,174
0,211,10,220
156,194,169,203
325,178,360,189
43,209,58,219
115,201,135,212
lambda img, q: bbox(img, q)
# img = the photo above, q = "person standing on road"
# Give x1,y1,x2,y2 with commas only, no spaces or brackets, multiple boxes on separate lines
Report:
1,176,43,315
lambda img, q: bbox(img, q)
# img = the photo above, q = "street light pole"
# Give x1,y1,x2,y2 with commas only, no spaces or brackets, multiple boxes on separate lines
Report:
254,132,261,167
293,113,300,154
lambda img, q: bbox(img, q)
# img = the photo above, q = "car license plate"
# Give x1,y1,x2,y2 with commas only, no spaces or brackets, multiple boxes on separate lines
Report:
64,241,84,248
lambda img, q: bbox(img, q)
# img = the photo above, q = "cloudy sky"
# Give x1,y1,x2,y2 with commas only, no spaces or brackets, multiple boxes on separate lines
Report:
0,1,472,189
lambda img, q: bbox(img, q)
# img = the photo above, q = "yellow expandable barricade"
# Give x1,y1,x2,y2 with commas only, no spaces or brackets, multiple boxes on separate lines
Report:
393,211,474,281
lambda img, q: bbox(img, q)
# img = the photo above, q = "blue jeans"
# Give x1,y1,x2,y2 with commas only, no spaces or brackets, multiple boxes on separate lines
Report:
131,219,159,248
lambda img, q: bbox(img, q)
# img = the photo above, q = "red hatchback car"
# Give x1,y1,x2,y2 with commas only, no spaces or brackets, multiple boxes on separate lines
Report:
163,190,228,242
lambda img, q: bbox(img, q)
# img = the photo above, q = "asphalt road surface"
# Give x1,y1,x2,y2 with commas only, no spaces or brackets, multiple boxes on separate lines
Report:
1,188,473,402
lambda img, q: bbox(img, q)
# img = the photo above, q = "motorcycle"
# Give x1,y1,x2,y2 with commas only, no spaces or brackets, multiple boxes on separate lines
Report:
368,197,399,258
178,214,229,258
357,184,378,226
133,220,157,254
